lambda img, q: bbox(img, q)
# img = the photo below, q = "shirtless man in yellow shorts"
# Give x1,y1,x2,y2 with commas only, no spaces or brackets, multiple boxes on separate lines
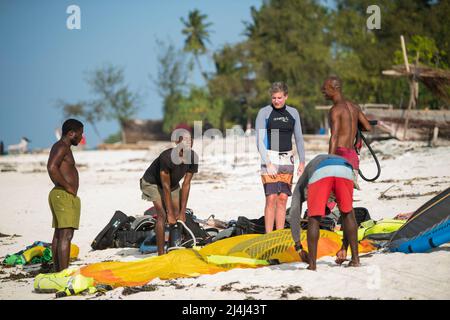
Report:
47,119,84,272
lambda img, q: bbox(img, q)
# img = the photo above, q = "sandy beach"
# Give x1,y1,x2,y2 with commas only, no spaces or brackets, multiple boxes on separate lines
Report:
0,137,449,300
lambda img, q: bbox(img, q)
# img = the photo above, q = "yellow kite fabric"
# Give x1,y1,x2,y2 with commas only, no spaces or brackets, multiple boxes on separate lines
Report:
80,249,227,287
78,229,376,288
33,229,377,295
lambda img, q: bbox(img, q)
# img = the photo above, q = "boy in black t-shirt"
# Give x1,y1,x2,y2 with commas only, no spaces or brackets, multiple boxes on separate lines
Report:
140,132,198,255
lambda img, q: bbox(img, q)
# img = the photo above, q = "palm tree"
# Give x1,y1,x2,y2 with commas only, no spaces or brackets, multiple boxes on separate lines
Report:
181,9,213,82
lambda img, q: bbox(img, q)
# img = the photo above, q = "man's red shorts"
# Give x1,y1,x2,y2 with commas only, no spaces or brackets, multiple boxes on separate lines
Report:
307,176,353,217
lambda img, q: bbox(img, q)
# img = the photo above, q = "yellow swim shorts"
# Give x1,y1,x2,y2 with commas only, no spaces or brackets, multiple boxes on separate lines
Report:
48,187,81,229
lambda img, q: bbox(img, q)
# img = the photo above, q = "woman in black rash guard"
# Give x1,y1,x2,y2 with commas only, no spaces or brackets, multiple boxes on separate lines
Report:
255,82,306,233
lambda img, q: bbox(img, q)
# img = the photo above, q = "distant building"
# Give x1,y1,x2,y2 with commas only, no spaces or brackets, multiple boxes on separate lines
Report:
122,119,170,143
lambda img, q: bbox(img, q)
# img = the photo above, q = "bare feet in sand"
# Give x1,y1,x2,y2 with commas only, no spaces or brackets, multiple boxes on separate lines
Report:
297,249,316,270
347,260,361,267
307,264,317,271
335,248,347,265
298,249,310,263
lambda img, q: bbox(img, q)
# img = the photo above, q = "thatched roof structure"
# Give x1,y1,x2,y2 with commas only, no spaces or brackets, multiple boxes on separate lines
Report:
383,65,450,105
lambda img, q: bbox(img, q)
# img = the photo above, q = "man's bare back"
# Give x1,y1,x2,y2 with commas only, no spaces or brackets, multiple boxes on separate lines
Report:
321,77,371,155
329,100,360,150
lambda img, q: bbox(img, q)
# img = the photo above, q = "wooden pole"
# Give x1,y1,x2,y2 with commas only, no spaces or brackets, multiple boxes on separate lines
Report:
432,126,439,147
400,35,410,73
401,35,414,140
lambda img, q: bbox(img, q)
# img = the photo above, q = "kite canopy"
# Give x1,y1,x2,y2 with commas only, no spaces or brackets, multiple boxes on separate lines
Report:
387,188,450,253
34,229,376,295
78,229,375,289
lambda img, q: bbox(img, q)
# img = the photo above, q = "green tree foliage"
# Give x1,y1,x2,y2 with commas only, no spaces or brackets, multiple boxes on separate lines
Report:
59,101,102,139
160,0,449,135
244,0,332,131
333,0,449,108
394,35,447,68
164,87,224,130
181,9,213,82
208,43,261,130
87,64,140,125
244,0,449,116
393,35,449,109
154,40,191,99
59,64,140,142
153,40,192,133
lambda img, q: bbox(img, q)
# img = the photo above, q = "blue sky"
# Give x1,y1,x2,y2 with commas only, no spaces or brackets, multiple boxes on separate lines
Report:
0,0,265,149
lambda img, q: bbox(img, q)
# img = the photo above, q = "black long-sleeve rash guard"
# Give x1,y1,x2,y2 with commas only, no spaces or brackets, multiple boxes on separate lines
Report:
255,104,305,164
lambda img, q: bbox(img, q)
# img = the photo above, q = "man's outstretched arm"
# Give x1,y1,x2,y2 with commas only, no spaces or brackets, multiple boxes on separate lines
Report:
356,104,372,132
160,170,176,225
179,172,194,222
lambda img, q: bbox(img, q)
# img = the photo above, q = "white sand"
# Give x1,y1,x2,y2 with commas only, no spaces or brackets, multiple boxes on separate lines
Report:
0,137,449,300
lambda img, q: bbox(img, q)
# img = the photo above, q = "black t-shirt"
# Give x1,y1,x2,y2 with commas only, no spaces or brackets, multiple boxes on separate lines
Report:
142,148,199,190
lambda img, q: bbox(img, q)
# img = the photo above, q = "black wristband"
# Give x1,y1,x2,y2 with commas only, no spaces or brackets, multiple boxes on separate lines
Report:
294,243,303,252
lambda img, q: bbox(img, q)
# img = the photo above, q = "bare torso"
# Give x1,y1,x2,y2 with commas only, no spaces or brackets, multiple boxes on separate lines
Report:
329,100,359,149
48,140,79,194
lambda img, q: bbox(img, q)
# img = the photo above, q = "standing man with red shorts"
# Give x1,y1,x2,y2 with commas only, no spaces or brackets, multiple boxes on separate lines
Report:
321,75,372,189
321,75,372,264
290,154,360,270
